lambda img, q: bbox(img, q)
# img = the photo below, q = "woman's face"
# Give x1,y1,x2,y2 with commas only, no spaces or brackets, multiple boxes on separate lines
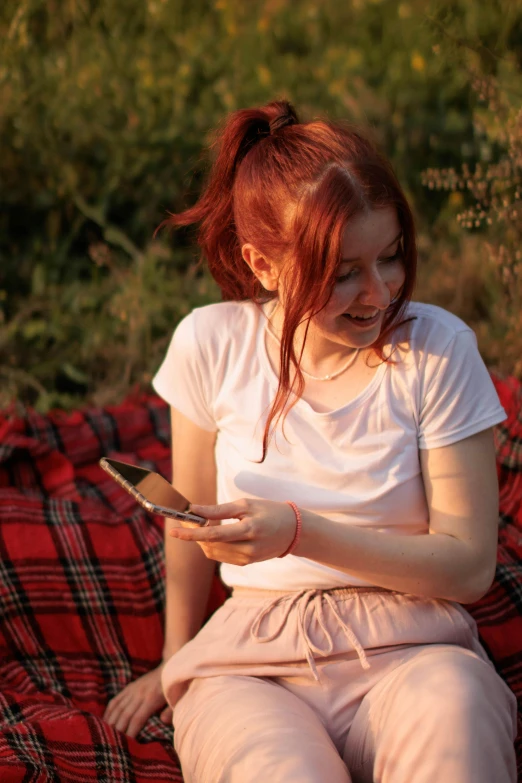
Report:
310,207,406,350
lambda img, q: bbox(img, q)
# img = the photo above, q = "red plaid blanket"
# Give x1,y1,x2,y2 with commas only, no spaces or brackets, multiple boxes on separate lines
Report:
0,380,520,782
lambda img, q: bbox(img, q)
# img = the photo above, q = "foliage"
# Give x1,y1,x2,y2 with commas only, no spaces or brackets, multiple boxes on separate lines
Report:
1,0,521,410
0,238,219,412
420,1,522,375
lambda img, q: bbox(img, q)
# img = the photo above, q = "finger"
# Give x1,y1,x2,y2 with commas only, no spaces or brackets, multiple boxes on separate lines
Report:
107,705,132,733
160,706,173,724
169,520,251,543
125,699,165,737
103,700,118,722
110,692,137,728
188,500,248,520
104,690,126,715
198,543,219,561
114,708,133,736
126,704,155,738
104,694,130,724
199,543,252,566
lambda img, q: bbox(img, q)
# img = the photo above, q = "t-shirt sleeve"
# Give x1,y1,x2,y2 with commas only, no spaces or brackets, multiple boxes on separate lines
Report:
418,328,506,449
152,311,218,432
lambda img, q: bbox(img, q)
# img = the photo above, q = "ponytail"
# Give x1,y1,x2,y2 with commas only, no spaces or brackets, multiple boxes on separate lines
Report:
161,100,299,300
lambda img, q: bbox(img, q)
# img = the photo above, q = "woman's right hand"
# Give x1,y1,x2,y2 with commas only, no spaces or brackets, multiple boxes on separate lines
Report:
103,662,186,738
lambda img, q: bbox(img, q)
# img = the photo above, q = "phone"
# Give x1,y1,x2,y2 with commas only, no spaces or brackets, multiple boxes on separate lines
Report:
99,458,208,526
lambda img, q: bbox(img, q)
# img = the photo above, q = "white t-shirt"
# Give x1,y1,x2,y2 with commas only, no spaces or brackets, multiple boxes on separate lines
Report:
152,300,506,591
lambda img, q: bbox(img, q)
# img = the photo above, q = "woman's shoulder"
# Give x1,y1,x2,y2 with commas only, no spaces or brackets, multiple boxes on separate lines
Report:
176,300,262,366
390,302,481,388
187,299,259,334
399,305,504,448
173,300,258,349
403,301,473,350
153,300,261,413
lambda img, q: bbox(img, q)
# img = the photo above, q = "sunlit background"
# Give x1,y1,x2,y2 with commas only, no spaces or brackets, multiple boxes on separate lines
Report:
1,0,521,411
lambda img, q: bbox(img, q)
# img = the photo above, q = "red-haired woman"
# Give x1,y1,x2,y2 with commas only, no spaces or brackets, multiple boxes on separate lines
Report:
104,101,517,782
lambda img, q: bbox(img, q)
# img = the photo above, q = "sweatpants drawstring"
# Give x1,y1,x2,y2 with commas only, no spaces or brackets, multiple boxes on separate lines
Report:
250,588,370,681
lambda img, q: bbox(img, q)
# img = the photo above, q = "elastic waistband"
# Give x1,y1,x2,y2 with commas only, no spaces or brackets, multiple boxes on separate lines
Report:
231,585,397,680
231,585,394,601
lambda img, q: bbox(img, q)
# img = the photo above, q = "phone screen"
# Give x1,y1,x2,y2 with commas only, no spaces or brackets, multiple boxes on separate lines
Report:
102,458,192,513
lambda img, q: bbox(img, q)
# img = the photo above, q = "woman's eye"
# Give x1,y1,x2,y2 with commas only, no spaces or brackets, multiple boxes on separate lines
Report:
380,251,402,264
335,252,402,284
335,269,358,283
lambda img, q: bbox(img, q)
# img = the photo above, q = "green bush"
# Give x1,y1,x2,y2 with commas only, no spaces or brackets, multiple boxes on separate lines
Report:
1,0,521,410
420,9,522,376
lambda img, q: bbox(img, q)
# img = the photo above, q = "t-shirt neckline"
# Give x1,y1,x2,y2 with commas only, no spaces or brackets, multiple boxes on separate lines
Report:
255,301,388,419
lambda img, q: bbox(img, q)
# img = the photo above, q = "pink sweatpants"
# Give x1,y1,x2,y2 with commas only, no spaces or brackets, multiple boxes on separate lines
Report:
162,587,518,783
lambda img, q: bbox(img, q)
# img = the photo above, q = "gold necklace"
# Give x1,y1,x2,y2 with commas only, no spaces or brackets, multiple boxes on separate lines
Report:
265,319,360,382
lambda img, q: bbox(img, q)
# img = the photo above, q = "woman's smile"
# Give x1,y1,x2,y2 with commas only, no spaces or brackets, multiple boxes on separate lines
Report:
341,309,381,328
313,207,405,352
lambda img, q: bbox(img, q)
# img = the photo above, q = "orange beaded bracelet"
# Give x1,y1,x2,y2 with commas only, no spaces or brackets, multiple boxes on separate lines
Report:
278,501,302,558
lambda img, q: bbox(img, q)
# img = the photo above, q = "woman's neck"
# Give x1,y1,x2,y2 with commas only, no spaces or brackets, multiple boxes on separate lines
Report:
266,300,360,378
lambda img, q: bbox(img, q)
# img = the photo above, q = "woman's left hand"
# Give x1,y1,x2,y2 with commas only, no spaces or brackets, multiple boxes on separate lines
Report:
168,499,298,564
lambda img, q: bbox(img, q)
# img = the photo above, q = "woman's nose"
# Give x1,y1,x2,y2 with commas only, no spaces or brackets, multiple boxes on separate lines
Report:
358,270,391,308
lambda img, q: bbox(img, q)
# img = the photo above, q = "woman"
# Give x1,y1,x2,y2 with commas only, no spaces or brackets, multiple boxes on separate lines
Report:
104,100,517,782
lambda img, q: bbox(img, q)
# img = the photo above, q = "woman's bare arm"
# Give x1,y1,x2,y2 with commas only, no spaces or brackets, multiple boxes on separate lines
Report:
163,407,217,660
171,429,499,605
296,428,499,603
104,407,217,736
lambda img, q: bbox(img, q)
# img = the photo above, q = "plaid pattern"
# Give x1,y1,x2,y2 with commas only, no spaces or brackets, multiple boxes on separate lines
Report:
477,376,522,779
0,396,225,782
0,381,520,781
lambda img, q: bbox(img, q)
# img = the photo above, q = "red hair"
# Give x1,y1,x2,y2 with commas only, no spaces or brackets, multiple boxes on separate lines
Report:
161,100,417,459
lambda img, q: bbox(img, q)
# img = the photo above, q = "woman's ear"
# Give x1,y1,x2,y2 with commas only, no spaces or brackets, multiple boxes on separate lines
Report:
242,243,279,291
